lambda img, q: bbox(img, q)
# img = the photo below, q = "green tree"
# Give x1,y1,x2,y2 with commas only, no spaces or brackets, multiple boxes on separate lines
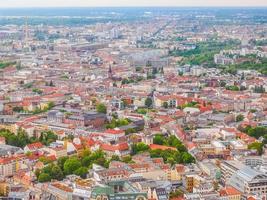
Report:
42,164,53,175
94,157,107,167
38,173,51,182
51,165,64,181
74,167,88,179
39,156,52,164
236,114,244,122
247,127,267,139
35,169,41,178
96,103,107,114
57,156,68,170
181,152,195,163
63,157,82,175
153,134,164,145
122,155,133,163
82,156,93,167
163,102,168,109
225,85,239,91
248,142,264,155
40,131,58,146
13,106,24,113
145,97,153,108
81,149,91,157
132,143,149,155
110,155,120,161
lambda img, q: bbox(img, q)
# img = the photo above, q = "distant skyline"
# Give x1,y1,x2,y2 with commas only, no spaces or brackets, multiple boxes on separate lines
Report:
0,0,267,8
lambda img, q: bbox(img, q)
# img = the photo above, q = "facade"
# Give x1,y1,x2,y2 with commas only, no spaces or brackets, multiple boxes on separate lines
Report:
228,166,267,195
221,160,245,185
91,180,147,200
0,156,24,177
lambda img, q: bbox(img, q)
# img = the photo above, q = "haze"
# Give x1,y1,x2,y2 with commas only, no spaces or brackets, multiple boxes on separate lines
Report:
0,0,267,8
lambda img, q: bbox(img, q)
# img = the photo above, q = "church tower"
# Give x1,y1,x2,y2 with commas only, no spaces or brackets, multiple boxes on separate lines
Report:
108,64,113,79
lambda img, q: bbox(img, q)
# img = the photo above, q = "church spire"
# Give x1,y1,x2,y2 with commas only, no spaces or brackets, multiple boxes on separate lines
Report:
108,64,113,79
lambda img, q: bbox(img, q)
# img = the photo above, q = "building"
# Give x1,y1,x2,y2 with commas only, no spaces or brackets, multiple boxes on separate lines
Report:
228,166,267,195
221,160,245,184
65,112,106,128
91,180,147,200
219,186,242,200
0,156,24,177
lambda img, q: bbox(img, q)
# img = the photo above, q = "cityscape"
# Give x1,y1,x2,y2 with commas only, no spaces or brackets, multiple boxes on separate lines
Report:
0,3,267,200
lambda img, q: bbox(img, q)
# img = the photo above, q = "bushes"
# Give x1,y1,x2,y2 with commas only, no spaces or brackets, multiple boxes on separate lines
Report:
149,149,195,165
38,173,51,183
96,103,107,114
171,39,240,67
133,135,195,165
225,85,239,91
105,118,130,129
248,142,264,155
36,149,110,182
0,129,35,148
0,129,58,148
63,157,82,175
244,126,267,140
39,131,58,146
132,143,149,155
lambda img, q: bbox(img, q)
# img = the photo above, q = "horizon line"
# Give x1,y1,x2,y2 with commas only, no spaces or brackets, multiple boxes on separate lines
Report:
1,6,267,9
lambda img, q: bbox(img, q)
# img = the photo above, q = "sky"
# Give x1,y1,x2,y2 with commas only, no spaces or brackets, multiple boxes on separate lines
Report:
0,0,267,8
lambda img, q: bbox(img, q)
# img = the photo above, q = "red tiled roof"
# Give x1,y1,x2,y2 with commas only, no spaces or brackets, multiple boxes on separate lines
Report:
26,142,44,150
220,186,242,196
101,142,129,152
185,142,197,150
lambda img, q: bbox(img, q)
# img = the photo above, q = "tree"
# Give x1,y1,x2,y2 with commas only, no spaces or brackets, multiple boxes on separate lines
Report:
248,142,264,155
163,102,168,109
40,131,58,146
145,97,153,108
110,155,120,161
51,165,64,181
137,108,147,115
82,156,93,167
247,127,267,139
236,114,244,122
49,80,54,87
96,103,107,114
81,149,91,157
74,167,88,179
225,85,239,91
35,169,41,178
42,164,53,175
153,134,164,145
94,157,107,167
63,157,82,175
122,155,132,163
132,143,149,155
181,152,195,163
39,156,52,164
38,173,51,182
13,106,23,113
169,189,183,199
57,156,68,170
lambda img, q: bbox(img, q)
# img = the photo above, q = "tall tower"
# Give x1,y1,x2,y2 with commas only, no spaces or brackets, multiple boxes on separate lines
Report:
108,64,113,79
24,16,29,46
